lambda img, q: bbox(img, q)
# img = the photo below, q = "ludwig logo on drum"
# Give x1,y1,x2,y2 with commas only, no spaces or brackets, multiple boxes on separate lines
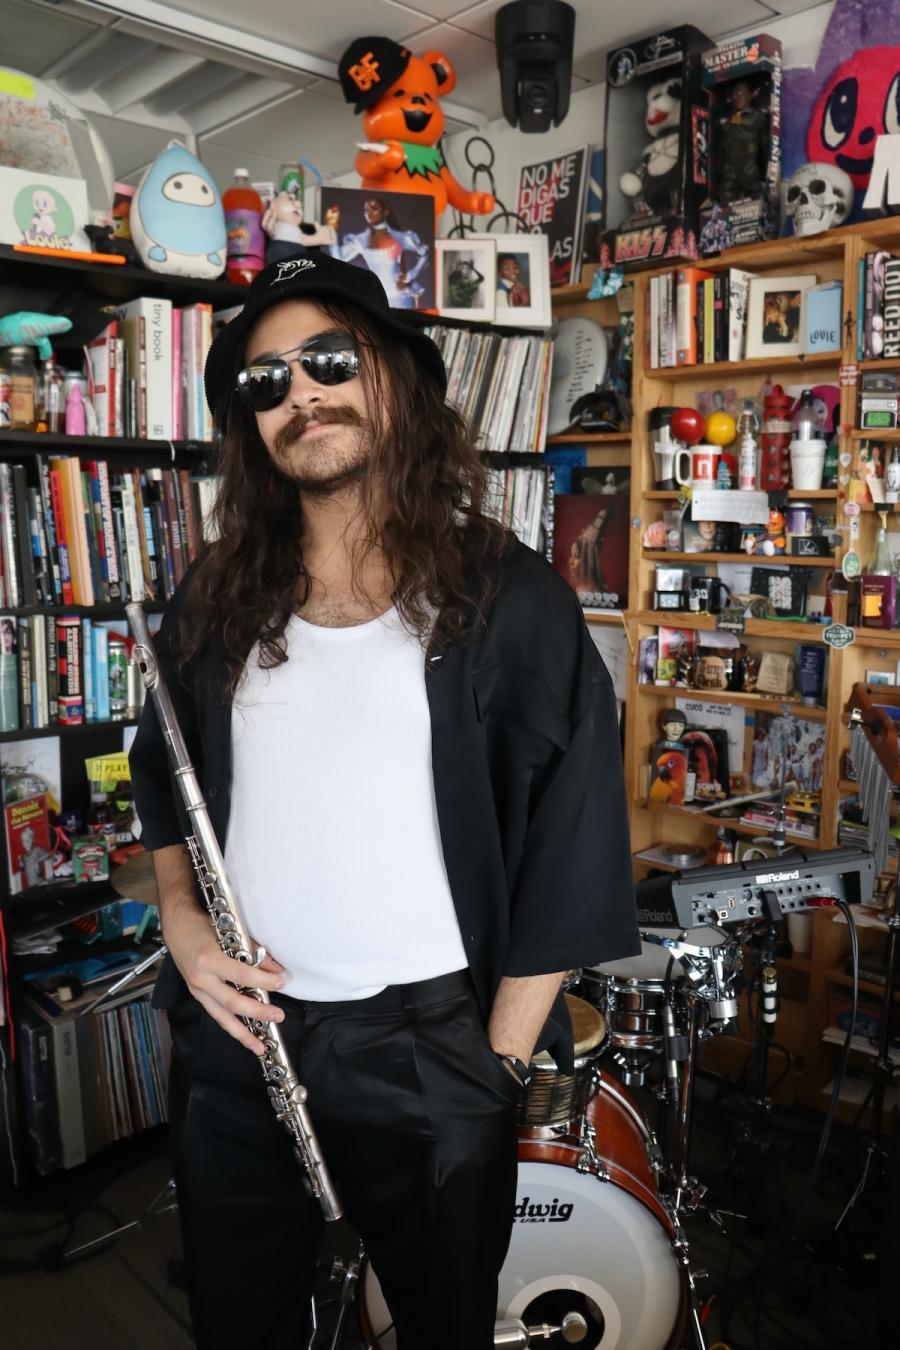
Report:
513,1196,574,1223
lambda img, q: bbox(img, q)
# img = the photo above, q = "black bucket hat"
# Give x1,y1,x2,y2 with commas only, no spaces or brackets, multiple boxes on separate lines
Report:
204,249,446,414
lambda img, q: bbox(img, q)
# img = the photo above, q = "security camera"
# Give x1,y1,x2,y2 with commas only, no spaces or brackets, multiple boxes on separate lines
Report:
495,1,576,134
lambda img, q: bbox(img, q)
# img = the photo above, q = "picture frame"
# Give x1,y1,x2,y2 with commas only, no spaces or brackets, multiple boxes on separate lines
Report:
469,232,552,329
435,238,496,322
318,185,435,311
745,274,816,359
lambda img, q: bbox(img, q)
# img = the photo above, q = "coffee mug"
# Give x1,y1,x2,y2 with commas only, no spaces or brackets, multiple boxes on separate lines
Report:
689,575,731,614
653,441,692,489
689,443,721,490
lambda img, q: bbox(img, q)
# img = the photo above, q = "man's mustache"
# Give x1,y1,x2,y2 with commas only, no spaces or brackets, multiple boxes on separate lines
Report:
274,406,367,453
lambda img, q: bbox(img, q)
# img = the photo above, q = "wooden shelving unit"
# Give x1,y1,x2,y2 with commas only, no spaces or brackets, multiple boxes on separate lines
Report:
555,216,900,1124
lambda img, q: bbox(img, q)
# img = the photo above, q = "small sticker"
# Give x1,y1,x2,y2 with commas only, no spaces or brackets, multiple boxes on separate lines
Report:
843,501,861,517
840,364,858,387
824,622,855,648
842,550,862,579
839,452,852,467
850,518,859,541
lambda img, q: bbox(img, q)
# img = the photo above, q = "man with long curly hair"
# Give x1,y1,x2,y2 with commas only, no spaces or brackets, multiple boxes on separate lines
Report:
130,249,637,1350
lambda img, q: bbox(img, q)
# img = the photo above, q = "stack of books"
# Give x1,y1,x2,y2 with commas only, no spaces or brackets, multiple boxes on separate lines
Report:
0,456,219,612
649,265,754,368
857,250,900,360
425,324,554,454
85,300,232,442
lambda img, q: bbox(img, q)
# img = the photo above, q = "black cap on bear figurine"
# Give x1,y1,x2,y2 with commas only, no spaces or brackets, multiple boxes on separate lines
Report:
339,37,412,113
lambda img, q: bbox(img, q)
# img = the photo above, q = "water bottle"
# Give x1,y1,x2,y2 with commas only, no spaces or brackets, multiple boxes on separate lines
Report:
737,398,759,491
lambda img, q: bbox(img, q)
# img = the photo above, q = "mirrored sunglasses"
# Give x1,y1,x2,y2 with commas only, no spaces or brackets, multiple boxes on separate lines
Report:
236,331,363,411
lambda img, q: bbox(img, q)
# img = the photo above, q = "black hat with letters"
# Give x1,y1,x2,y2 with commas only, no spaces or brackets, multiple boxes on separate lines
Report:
338,36,412,113
204,249,446,414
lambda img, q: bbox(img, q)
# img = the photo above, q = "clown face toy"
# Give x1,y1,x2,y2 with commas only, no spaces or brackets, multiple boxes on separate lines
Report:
602,25,713,268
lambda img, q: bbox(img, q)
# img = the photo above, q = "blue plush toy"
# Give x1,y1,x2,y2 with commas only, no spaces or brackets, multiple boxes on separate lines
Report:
130,140,226,278
0,312,72,360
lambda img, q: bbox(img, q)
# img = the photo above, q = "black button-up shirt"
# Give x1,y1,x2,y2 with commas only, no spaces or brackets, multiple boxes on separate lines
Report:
129,540,639,1068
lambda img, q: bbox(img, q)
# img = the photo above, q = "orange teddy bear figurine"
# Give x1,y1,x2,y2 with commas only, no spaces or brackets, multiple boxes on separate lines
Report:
338,36,494,223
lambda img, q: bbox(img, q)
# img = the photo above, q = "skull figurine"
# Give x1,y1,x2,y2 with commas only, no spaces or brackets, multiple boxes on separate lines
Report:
784,162,853,236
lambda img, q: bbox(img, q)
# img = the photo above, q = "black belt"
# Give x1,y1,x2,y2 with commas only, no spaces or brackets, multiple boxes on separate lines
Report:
272,968,471,1016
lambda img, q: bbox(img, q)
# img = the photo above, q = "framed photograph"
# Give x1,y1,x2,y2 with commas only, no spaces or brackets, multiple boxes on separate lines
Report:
318,185,435,310
745,274,816,359
866,669,896,686
435,238,496,322
469,232,551,329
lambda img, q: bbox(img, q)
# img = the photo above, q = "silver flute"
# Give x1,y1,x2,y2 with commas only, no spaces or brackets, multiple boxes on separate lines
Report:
126,603,341,1221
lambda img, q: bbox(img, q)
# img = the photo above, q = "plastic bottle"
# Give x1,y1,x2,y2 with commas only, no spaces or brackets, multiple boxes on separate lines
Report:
86,789,114,838
887,446,900,503
737,398,759,491
223,169,265,285
42,354,67,434
65,381,86,436
792,389,818,441
871,510,893,575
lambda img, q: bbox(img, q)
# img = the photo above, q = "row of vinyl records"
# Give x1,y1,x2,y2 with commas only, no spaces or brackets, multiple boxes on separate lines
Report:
0,457,219,611
483,466,551,554
424,324,554,455
17,973,171,1174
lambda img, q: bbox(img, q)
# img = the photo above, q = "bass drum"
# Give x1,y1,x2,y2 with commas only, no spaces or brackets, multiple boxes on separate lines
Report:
359,1073,686,1350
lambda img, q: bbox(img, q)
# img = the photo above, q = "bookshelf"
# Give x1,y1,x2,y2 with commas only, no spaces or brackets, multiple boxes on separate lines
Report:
556,215,900,1122
0,253,242,1185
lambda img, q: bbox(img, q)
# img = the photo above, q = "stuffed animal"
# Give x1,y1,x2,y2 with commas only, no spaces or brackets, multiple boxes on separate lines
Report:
130,140,226,278
619,77,683,216
0,311,72,360
261,190,336,265
338,36,494,223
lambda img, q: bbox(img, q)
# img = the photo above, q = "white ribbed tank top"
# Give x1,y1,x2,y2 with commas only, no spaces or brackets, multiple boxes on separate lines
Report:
223,608,467,1000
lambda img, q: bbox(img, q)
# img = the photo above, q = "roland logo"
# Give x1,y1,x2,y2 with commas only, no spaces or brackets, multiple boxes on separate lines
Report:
754,868,801,884
638,908,674,924
514,1196,573,1224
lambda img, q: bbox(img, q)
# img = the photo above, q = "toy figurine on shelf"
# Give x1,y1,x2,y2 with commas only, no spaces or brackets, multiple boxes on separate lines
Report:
699,35,782,254
756,507,787,555
261,189,336,264
659,707,688,746
717,81,767,203
602,26,713,267
338,37,493,223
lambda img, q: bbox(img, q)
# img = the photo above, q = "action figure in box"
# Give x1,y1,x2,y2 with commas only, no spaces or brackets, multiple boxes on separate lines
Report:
700,36,782,254
601,25,713,269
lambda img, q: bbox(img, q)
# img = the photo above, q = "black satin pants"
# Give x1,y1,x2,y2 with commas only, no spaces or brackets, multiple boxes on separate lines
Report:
166,969,519,1350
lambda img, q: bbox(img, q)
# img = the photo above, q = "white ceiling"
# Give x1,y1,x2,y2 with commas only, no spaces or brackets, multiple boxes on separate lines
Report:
5,0,831,190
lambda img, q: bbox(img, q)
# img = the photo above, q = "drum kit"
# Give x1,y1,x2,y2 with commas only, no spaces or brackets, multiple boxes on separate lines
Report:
358,924,748,1350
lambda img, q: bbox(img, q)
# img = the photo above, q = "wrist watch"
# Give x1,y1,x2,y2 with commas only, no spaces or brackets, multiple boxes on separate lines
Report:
496,1053,532,1089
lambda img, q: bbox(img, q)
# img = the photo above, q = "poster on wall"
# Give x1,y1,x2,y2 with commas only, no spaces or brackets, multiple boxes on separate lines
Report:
516,147,588,288
551,467,630,610
319,186,435,310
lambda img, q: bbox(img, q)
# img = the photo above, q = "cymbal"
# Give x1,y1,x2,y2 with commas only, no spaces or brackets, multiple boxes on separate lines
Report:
110,851,159,905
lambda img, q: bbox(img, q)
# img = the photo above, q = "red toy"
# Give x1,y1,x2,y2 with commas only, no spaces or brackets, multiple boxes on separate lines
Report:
339,37,494,223
670,406,705,445
807,46,900,190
